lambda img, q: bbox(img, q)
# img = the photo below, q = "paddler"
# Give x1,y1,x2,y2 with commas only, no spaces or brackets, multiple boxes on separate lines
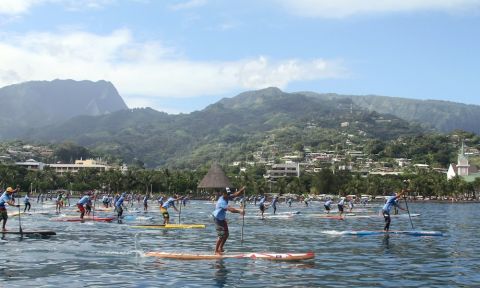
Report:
143,194,148,212
77,194,90,220
115,192,126,222
337,197,345,217
382,189,407,232
24,192,31,212
324,198,332,214
258,195,267,219
160,195,182,224
271,196,278,215
55,192,63,214
212,187,245,254
0,186,21,231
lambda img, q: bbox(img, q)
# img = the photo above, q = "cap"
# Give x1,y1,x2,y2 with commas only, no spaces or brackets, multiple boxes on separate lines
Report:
225,187,232,195
6,187,14,193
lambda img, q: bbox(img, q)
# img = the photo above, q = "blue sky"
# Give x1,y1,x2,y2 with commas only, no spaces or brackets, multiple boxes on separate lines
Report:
0,0,479,113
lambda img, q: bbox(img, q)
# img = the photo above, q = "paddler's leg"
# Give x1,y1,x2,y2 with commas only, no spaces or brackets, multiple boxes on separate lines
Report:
77,204,85,219
1,209,7,231
214,218,228,254
382,210,391,231
161,208,169,224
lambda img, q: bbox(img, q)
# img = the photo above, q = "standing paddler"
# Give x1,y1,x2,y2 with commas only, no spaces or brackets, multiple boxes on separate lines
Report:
212,187,245,254
115,192,126,222
24,192,31,213
382,189,407,232
160,195,181,225
337,197,345,217
271,196,278,215
0,186,21,231
77,194,90,220
258,195,268,219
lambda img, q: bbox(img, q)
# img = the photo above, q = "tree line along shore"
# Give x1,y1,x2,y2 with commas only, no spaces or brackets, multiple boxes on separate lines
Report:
1,162,478,201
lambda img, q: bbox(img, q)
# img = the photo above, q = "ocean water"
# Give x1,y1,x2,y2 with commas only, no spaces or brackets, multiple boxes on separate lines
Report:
0,200,479,287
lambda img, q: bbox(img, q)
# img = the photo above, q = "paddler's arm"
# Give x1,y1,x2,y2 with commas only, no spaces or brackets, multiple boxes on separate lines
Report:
9,185,21,207
231,187,246,198
227,206,245,215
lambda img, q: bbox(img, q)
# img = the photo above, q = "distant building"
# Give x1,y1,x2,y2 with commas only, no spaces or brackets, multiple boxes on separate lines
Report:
15,159,45,170
264,163,300,178
48,158,110,175
447,143,480,182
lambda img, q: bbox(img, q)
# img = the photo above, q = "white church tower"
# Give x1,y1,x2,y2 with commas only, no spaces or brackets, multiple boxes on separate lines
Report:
447,142,470,180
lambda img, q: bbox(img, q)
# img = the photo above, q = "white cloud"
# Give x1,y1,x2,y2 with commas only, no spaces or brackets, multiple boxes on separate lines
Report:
0,29,346,107
0,0,43,15
277,0,480,18
0,0,116,15
169,0,207,11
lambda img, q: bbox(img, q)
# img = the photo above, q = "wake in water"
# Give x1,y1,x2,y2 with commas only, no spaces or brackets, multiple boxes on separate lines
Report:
320,230,345,235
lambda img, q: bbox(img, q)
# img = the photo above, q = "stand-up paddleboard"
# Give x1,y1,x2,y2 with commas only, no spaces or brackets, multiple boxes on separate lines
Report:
123,215,153,221
1,230,56,236
131,224,206,229
245,214,295,219
263,211,301,215
308,213,420,219
307,214,345,220
323,230,443,236
145,251,314,261
94,207,114,212
50,216,115,222
7,211,25,217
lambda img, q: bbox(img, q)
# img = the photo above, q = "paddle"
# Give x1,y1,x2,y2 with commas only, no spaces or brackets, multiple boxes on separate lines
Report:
404,196,414,229
241,189,246,243
92,192,96,220
178,198,182,224
403,180,414,229
18,205,23,235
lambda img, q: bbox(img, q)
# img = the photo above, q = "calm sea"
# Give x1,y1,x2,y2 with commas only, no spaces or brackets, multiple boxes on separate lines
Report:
0,200,479,287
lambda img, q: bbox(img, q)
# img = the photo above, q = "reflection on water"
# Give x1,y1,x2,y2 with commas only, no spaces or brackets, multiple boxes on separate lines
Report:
0,201,479,287
213,260,229,288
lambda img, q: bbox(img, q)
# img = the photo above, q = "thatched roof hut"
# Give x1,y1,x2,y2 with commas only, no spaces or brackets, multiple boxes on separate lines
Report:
197,163,231,193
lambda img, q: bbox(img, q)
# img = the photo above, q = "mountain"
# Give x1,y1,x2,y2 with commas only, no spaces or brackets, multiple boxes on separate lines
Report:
0,79,128,138
299,92,480,134
22,87,424,168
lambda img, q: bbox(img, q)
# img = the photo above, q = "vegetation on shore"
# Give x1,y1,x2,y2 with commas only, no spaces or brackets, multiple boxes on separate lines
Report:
1,162,478,200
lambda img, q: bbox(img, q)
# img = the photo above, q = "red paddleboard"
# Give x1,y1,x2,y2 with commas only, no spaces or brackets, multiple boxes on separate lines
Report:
50,217,115,222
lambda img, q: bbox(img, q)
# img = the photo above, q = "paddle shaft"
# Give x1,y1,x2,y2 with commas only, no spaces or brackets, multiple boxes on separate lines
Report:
403,197,414,229
93,194,96,219
241,190,246,243
178,200,181,224
18,205,23,235
402,180,414,229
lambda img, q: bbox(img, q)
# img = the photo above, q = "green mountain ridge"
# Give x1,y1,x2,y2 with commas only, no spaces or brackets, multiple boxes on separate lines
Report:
0,79,128,138
22,87,424,168
299,91,480,134
2,80,479,169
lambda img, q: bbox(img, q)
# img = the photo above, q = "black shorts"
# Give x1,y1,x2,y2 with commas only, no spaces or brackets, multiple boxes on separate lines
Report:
0,209,7,221
324,205,330,211
260,204,265,212
161,207,169,219
338,204,344,212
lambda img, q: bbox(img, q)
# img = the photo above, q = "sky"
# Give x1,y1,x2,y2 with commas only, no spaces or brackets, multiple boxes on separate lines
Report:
0,0,479,114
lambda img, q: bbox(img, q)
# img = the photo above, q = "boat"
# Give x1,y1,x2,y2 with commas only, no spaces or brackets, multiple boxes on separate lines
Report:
145,251,315,261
